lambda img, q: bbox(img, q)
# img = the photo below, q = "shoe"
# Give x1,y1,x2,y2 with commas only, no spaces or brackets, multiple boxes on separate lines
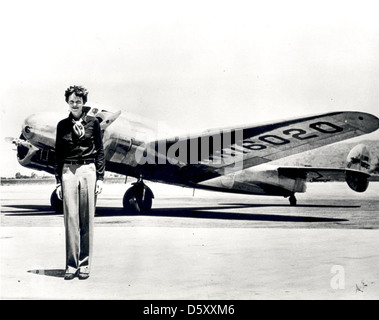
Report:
78,273,90,280
64,273,76,280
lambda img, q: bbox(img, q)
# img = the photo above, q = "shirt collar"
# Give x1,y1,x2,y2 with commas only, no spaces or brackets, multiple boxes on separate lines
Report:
69,110,88,124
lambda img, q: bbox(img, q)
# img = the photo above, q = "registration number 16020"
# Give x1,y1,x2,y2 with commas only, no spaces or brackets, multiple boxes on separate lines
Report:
241,121,344,151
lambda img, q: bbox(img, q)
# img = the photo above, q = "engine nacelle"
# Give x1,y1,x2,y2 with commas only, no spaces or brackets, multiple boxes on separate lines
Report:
202,164,307,196
15,136,55,174
346,171,369,192
345,144,371,192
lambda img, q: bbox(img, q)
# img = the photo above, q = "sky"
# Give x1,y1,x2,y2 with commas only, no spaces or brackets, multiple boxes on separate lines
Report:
1,0,379,177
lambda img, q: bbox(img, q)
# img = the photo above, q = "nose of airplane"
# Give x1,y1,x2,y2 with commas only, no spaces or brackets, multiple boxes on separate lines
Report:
22,112,59,149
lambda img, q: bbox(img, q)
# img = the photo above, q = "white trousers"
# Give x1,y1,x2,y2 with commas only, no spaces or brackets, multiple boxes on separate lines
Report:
62,163,96,274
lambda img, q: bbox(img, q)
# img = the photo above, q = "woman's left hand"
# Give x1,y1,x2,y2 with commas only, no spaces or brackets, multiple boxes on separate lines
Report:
95,180,103,195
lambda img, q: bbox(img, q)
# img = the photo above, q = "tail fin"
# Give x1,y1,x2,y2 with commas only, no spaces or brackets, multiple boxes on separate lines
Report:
345,144,371,192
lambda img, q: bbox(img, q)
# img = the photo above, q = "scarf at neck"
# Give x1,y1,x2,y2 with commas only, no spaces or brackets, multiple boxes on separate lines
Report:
72,118,85,139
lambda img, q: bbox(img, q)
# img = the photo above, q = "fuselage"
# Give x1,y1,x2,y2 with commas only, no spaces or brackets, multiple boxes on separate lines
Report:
19,106,304,198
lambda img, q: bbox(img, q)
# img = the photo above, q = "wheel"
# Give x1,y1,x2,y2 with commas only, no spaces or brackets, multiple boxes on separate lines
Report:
122,183,153,213
289,194,297,206
50,189,63,213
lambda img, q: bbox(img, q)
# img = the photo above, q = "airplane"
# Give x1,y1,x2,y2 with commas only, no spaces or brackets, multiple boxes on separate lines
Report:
10,105,379,213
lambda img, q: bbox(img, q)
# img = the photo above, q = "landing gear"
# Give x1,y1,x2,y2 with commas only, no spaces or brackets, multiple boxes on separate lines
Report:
123,177,154,213
289,194,297,206
50,189,63,213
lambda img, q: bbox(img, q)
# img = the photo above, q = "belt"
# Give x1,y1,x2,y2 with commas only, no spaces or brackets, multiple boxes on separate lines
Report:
64,159,95,165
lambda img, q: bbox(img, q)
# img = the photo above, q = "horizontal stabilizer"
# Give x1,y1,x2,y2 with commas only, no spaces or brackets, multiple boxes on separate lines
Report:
277,166,370,183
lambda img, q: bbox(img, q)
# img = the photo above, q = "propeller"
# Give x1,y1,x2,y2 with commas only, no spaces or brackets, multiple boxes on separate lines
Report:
4,136,15,144
4,134,30,148
99,110,122,130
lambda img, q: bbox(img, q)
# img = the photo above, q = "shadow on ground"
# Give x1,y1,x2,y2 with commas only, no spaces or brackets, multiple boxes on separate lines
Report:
27,269,65,278
3,203,350,223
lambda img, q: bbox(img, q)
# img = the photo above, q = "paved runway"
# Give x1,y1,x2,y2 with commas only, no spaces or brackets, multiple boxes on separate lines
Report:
1,181,379,300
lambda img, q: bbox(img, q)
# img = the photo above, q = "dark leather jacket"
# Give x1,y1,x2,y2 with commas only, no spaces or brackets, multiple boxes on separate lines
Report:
55,110,105,184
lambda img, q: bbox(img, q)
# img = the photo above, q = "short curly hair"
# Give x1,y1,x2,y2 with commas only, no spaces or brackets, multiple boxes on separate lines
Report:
64,85,89,104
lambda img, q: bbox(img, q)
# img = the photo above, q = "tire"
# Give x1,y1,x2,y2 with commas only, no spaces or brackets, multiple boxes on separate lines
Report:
123,184,153,213
50,190,63,213
289,194,297,206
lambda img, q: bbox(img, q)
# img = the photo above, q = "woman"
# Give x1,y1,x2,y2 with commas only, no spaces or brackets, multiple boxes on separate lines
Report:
55,85,105,280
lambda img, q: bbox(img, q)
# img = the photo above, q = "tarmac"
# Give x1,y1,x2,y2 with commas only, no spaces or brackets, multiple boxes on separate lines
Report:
1,181,379,300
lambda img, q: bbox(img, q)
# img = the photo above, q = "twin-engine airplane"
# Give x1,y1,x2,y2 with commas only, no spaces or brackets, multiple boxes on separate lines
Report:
11,106,379,213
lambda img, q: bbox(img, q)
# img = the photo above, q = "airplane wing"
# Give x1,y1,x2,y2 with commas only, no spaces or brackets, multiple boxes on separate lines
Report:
148,111,379,182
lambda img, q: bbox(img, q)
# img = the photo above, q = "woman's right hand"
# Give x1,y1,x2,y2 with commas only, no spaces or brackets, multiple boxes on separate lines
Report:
56,185,63,200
